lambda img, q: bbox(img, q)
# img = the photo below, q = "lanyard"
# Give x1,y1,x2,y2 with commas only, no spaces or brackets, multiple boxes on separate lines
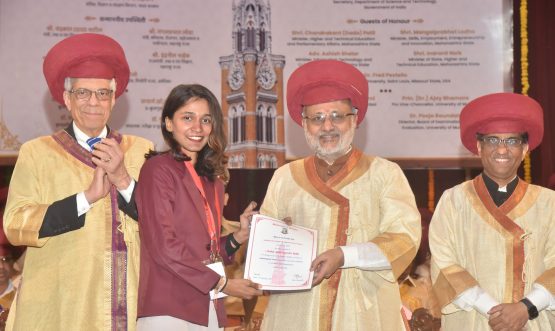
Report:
184,161,221,262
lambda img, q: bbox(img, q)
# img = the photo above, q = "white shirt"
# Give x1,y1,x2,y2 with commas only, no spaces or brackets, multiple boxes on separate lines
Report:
453,284,555,316
340,242,391,270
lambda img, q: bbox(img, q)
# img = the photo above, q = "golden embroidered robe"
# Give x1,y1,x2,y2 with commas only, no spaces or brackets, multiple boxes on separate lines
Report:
3,131,152,331
259,150,420,331
430,177,555,330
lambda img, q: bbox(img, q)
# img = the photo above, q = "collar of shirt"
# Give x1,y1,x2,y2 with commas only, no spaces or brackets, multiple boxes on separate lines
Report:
73,122,107,152
314,148,354,182
482,173,519,207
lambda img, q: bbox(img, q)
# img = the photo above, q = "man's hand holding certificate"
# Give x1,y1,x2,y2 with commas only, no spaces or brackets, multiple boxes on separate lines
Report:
244,214,318,290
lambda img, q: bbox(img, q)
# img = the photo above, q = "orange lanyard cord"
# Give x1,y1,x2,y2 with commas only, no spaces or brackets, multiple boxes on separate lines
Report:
184,161,221,255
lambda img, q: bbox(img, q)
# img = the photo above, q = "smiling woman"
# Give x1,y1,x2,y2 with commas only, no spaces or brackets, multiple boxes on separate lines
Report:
164,98,213,165
135,84,262,331
145,84,227,176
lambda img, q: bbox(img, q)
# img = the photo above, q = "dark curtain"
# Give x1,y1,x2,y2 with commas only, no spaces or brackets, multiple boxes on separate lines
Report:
223,169,275,221
516,0,555,185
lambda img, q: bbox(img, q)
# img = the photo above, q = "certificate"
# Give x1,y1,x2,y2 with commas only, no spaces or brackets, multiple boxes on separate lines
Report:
244,214,318,290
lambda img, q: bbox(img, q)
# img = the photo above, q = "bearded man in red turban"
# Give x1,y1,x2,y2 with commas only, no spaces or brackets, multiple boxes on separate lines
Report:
259,60,421,331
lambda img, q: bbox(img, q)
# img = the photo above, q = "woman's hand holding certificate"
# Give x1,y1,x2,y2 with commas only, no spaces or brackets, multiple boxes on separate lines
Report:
243,214,318,290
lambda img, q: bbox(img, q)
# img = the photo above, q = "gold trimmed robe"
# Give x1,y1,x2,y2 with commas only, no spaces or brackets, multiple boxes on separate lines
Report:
3,133,152,330
259,151,420,331
429,177,555,330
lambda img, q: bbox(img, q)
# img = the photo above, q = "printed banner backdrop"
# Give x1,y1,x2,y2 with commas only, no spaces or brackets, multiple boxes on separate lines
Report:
0,0,512,159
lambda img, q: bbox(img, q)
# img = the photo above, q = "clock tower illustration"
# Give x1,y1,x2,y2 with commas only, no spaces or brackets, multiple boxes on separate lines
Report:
219,0,286,169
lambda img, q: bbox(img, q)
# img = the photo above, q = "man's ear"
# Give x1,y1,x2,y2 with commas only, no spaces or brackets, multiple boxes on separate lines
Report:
110,93,116,110
63,91,71,111
476,140,482,156
521,144,529,161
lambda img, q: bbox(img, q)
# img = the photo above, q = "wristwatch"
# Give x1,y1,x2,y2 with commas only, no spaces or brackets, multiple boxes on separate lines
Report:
520,298,539,320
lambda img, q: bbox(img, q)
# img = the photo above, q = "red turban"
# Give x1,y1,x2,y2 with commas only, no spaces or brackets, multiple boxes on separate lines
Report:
43,33,130,105
286,60,368,126
460,93,543,154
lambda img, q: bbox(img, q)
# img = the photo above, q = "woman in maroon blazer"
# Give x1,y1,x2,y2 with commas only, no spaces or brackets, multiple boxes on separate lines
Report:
136,84,262,330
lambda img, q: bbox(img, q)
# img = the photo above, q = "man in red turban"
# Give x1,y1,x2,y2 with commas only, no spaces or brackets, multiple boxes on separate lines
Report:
3,33,153,330
259,60,421,331
429,92,555,331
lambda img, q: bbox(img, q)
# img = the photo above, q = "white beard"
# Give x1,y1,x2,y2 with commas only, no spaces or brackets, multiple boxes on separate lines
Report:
304,124,356,163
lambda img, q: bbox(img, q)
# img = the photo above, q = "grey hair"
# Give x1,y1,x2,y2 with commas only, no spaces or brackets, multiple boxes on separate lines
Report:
64,77,117,91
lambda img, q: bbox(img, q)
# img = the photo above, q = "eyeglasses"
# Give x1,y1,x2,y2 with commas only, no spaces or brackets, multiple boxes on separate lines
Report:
69,88,114,101
302,112,356,126
479,136,525,148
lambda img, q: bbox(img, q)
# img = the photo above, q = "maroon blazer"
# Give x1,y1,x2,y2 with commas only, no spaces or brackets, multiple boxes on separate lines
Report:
135,152,231,326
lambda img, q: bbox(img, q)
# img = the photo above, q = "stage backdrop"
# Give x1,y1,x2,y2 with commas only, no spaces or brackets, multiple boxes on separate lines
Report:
0,0,512,161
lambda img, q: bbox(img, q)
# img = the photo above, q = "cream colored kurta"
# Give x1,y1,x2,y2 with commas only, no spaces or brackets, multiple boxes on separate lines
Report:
429,179,555,330
3,133,152,331
259,152,420,331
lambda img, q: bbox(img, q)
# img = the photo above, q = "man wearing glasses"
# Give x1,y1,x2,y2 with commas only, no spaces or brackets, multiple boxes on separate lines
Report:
429,93,555,331
259,60,421,331
3,33,153,330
